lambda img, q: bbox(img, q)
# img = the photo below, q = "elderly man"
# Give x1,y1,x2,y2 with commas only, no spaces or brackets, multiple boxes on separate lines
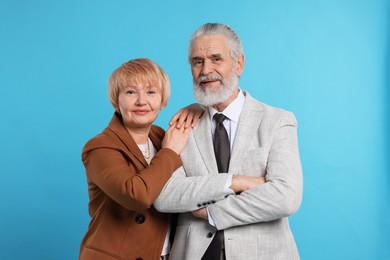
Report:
155,23,303,260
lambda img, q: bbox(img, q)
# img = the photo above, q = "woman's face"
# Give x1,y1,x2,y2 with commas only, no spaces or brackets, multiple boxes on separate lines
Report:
117,81,163,131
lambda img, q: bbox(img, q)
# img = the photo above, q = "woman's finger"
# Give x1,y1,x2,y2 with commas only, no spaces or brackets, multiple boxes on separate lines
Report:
166,123,177,133
183,126,192,135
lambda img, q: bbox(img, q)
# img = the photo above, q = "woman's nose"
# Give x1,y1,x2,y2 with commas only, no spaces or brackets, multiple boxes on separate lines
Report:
136,93,146,105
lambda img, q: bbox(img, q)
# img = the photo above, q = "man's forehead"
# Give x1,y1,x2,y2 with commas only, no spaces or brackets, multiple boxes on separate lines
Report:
191,35,229,57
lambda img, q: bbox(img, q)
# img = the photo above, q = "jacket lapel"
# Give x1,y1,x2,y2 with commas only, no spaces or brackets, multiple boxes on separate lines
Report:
192,110,219,174
229,92,264,173
107,113,149,167
192,91,264,175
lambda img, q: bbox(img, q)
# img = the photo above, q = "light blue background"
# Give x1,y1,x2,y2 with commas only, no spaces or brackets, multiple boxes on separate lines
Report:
1,0,389,259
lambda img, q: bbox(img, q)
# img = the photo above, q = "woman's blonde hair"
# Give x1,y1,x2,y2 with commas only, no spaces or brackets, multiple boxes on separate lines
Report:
108,58,170,110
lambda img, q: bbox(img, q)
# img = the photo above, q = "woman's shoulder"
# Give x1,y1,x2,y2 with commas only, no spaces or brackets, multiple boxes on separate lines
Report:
82,128,121,154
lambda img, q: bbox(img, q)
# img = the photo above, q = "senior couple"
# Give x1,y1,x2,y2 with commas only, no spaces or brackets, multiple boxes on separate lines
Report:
79,23,303,260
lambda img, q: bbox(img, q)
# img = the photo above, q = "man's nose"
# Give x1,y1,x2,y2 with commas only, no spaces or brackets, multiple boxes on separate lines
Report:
201,60,214,75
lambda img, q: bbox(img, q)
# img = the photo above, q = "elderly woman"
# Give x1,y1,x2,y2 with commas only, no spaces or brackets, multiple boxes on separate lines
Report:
79,58,196,260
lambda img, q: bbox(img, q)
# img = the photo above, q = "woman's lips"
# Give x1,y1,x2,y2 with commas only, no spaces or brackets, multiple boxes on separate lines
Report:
133,110,149,115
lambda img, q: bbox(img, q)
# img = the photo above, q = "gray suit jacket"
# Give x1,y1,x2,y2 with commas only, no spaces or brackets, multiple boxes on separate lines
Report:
154,91,303,260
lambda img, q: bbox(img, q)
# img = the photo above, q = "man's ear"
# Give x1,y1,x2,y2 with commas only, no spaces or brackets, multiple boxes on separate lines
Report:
236,54,245,77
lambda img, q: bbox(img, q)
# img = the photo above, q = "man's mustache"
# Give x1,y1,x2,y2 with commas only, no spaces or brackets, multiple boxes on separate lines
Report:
197,75,223,84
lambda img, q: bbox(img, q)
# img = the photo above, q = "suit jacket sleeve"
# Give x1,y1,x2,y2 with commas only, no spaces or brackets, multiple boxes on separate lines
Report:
208,111,303,230
154,133,230,213
154,168,230,213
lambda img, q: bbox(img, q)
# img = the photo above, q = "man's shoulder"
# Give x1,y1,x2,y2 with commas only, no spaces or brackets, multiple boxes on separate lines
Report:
243,91,292,113
242,90,297,124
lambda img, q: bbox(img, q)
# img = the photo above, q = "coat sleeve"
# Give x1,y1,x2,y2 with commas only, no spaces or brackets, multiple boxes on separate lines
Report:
153,129,230,213
83,143,182,211
153,166,229,213
208,111,303,230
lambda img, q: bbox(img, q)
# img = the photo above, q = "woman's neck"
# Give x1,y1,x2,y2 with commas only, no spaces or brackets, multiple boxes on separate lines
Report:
125,126,151,144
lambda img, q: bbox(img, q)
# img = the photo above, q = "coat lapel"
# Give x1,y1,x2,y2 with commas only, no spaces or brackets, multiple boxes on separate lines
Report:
229,92,264,173
192,110,219,174
192,91,264,175
107,113,149,167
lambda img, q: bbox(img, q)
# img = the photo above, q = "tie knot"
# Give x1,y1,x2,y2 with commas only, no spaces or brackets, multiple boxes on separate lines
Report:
213,113,227,124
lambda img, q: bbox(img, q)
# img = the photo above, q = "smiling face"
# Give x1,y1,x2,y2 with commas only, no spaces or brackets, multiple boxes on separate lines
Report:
107,58,170,135
190,34,244,108
117,81,163,131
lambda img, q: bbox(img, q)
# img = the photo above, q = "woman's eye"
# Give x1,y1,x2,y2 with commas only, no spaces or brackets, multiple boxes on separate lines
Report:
126,90,136,95
147,91,156,95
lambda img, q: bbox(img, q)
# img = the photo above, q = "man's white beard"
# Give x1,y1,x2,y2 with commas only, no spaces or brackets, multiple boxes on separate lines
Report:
193,71,238,106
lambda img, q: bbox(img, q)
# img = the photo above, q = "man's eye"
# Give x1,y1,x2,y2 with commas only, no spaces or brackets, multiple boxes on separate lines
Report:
193,60,203,66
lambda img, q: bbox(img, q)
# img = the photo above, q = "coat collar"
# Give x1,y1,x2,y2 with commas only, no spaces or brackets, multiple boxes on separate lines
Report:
106,112,163,167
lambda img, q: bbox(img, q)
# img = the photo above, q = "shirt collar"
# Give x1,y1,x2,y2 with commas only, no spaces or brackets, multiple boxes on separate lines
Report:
209,89,245,123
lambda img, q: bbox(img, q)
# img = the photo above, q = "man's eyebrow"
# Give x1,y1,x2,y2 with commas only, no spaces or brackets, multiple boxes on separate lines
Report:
210,54,222,58
191,56,203,60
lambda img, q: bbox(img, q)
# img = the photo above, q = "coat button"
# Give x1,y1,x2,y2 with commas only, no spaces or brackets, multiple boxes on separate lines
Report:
197,203,202,207
206,232,213,238
135,214,145,224
136,258,143,260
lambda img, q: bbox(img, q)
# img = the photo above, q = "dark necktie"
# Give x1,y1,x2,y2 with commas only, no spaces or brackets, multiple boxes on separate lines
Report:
202,113,230,260
213,113,230,173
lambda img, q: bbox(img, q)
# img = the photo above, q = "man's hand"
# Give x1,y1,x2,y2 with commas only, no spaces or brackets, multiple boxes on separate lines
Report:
191,207,208,220
169,103,205,129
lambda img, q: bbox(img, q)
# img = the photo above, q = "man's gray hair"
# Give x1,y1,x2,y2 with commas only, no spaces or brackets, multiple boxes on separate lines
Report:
188,23,244,63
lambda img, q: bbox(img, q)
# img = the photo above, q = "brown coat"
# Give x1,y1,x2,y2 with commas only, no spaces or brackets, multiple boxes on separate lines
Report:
79,113,182,260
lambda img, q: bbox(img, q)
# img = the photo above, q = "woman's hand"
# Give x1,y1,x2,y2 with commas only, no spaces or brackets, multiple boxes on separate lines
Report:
162,123,192,155
169,103,205,129
230,176,266,193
